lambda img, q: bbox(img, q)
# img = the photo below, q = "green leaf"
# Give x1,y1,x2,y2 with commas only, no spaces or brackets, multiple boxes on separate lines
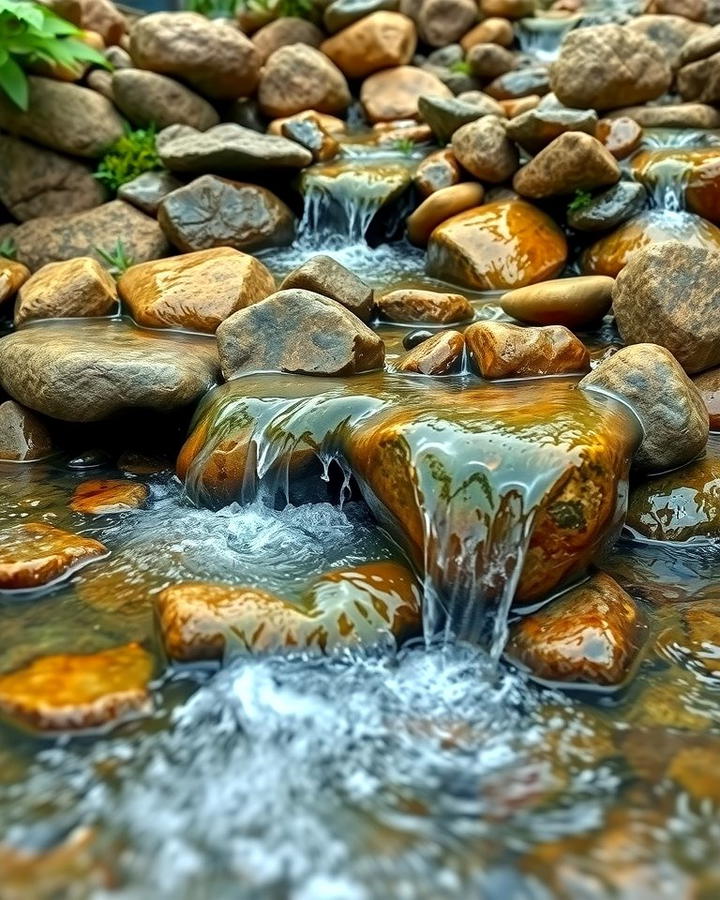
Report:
0,55,28,109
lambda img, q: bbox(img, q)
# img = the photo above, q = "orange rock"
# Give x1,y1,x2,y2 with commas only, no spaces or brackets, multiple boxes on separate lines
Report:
500,276,614,329
407,183,486,246
0,522,107,590
465,321,590,379
267,110,346,136
499,95,540,118
321,11,417,79
0,256,30,305
376,289,473,324
393,330,465,375
70,479,149,514
596,116,642,160
412,148,462,197
360,65,452,123
15,257,117,326
460,17,514,50
258,44,351,118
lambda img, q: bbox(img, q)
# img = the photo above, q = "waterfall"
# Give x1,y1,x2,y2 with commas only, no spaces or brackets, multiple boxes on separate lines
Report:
515,16,579,62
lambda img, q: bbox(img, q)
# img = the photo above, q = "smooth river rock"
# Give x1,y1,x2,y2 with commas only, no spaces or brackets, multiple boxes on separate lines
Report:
465,321,590,378
15,257,118,326
258,44,352,118
111,69,220,131
513,133,620,199
451,116,519,184
321,11,416,78
0,522,107,590
376,289,473,324
500,276,614,329
407,183,486,246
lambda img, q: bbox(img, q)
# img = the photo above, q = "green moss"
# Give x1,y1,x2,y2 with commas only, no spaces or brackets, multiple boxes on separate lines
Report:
567,189,593,214
450,60,471,76
95,127,163,194
0,236,16,260
547,499,586,531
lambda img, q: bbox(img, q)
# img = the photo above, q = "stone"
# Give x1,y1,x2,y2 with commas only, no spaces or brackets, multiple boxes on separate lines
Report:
679,23,720,65
375,123,433,145
608,103,720,129
500,276,614,329
467,43,517,80
480,0,535,16
217,289,384,379
506,573,643,685
612,242,720,374
485,65,549,101
252,16,324,62
413,148,462,196
550,25,672,111
376,289,473,324
426,199,568,290
105,45,132,68
645,0,707,18
0,77,124,158
505,107,598,155
118,247,275,333
694,367,720,429
361,65,453,122
513,133,620,199
11,201,169,272
321,11,416,78
279,255,374,322
418,94,503,144
0,319,220,422
407,182,486,246
0,257,30,305
394,330,465,375
465,321,590,378
156,123,312,175
461,17,514,50
70,479,149,514
567,181,647,233
86,69,114,100
627,13,708,68
0,401,52,462
0,136,106,223
267,110,346,137
0,643,152,731
499,94,540,118
451,116,518,183
579,343,709,471
678,51,720,103
259,44,351,118
0,523,107,589
117,171,183,216
324,0,400,32
281,114,339,162
595,117,642,160
158,176,295,255
129,12,260,100
15,257,118,326
418,0,477,46
111,69,219,131
633,148,720,225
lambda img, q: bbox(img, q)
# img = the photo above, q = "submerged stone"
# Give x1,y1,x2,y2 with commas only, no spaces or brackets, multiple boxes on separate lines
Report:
0,401,53,462
465,321,590,379
70,479,149,515
0,522,107,589
393,330,465,375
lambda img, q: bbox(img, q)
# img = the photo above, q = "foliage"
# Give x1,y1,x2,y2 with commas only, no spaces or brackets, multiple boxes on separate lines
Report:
186,0,316,18
95,126,163,194
0,0,108,110
567,189,593,214
0,235,16,260
393,137,415,157
450,59,471,76
95,240,134,276
184,0,237,16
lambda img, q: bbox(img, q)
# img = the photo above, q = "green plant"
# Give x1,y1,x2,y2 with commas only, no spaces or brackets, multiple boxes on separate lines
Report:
0,235,16,259
184,0,237,16
236,0,316,18
0,0,108,109
95,240,134,276
95,126,163,193
450,59,471,76
567,189,593,214
393,137,415,157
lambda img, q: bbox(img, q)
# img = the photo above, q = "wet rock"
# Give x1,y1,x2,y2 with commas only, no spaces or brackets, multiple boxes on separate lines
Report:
119,246,275,334
374,122,432,146
426,199,568,290
361,65,452,122
0,643,152,731
507,573,643,685
268,110,346,137
158,175,295,254
595,117,642,160
70,479,149,515
0,76,124,158
500,276,614,329
281,114,339,162
321,11,416,78
394,330,465,375
217,289,385,379
15,257,118,326
485,65,550,101
376,289,473,324
694,367,720,429
279,255,374,322
11,201,170,272
513,133,620,199
550,25,672,111
451,116,519,183
567,181,647,233
612,241,720,374
609,102,720,128
402,329,434,350
156,123,312,175
129,12,260,100
252,16,324,62
117,171,183,216
0,401,53,462
461,17,514,50
0,257,30,306
324,0,400,32
480,0,535,16
505,106,598,155
418,94,503,144
633,148,720,225
0,319,220,422
0,136,106,223
259,44,351,118
111,69,219,131
0,522,107,589
467,43,517,80
413,148,462,196
67,449,111,469
579,343,709,471
465,321,590,378
407,182,486,246
419,0,476,46
668,745,720,805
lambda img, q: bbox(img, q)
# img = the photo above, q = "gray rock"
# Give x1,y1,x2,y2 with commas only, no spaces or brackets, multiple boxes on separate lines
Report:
418,94,502,144
486,65,550,101
324,0,399,32
280,255,374,321
506,107,599,155
112,69,220,131
117,171,183,216
568,181,647,232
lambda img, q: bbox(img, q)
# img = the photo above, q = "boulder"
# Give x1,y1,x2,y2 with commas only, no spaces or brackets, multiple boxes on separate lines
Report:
361,65,453,122
418,93,504,144
157,175,295,254
418,0,477,47
252,16,324,62
413,148,462,196
258,44,351,118
70,479,149,515
0,401,53,462
627,13,709,68
407,182,486,246
0,257,30,305
513,133,620,199
595,117,643,160
0,522,107,589
279,255,374,322
376,288,473,324
451,115,519,183
394,330,465,375
505,107,598,155
465,321,590,378
111,69,219,131
117,171,183,216
321,11,416,78
15,257,118,326
567,182,647,233
500,276,614,329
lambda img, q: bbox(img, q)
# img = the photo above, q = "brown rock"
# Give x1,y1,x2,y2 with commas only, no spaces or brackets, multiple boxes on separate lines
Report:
627,13,709,69
465,320,590,378
678,50,720,102
679,22,720,64
505,107,598,155
485,65,549,101
111,69,219,131
394,330,465,375
75,0,126,45
281,113,339,162
0,257,30,305
119,247,275,334
86,68,114,100
413,148,463,197
259,44,351,118
451,116,518,183
513,133,620,199
499,95,541,118
117,171,183,216
418,0,477,47
693,367,720,429
480,0,535,16
376,288,473,324
321,11,416,78
461,17,514,50
467,43,517,80
252,16,324,62
501,276,614,329
15,257,118,326
0,401,53,462
279,255,374,322
361,65,453,122
644,0,707,21
0,522,107,589
608,102,720,128
595,116,642,161
407,182,485,246
70,479,149,514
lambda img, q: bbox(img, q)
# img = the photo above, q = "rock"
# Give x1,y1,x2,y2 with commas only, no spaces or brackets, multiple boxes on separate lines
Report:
678,51,720,102
486,65,550,100
426,199,568,290
480,0,535,17
505,107,598,155
680,22,720,65
407,182,486,246
499,94,541,118
267,110,346,137
105,45,132,68
252,16,324,62
86,68,114,100
118,247,275,334
0,643,152,731
14,257,118,326
321,11,416,78
608,103,720,129
0,319,220,422
550,25,672,111
281,113,339,162
376,289,473,324
72,0,126,45
465,321,590,378
513,133,620,199
374,122,433,145
0,257,30,305
451,116,518,183
111,69,219,131
694,367,720,429
117,171,183,216
0,136,106,222
579,343,709,470
259,44,351,118
361,65,452,122
0,401,53,462
156,123,312,174
418,0,476,46
461,17,514,50
0,522,107,589
507,573,643,685
418,94,503,144
0,77,124,158
279,255,374,322
324,0,400,32
568,181,647,233
129,12,260,100
217,289,385,379
595,117,642,160
70,479,149,514
500,276,614,329
628,13,708,68
11,201,169,272
413,148,462,196
467,43,517,79
633,148,720,225
645,0,707,18
394,330,465,374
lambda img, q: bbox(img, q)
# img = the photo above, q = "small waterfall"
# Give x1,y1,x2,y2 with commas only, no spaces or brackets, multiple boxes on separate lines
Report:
516,16,579,62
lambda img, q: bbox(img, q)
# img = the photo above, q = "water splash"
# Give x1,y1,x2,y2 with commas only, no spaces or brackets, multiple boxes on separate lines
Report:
516,16,579,62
